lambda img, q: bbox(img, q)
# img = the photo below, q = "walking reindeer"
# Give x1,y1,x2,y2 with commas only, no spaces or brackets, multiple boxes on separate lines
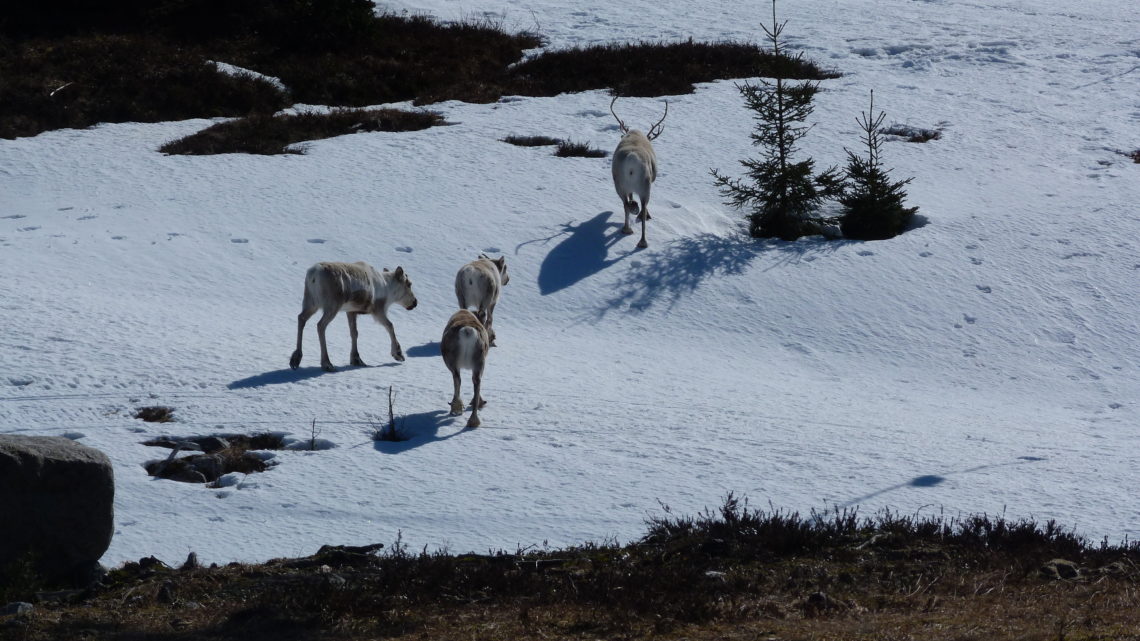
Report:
610,96,668,248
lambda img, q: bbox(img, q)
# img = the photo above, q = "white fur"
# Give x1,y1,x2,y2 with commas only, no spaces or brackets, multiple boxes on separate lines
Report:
290,261,418,372
609,98,667,249
455,255,509,345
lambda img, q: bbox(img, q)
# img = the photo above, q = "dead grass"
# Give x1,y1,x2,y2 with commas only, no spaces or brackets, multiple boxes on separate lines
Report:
554,140,608,158
2,5,836,139
159,108,445,155
6,498,1139,640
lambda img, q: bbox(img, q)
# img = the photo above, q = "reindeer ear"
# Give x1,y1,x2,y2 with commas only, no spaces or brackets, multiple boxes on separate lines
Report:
382,267,390,272
394,266,405,280
495,256,506,269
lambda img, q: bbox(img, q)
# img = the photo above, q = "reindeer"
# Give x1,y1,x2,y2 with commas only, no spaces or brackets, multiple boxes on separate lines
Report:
455,254,509,346
610,96,668,248
441,310,490,428
289,261,418,372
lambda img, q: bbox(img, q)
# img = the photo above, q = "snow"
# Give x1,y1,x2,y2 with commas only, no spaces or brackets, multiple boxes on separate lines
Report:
1,0,1137,567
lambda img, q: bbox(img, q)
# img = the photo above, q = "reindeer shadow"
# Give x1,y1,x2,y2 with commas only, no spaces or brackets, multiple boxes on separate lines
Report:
228,361,398,389
228,367,329,389
527,211,634,296
405,341,441,358
372,410,467,454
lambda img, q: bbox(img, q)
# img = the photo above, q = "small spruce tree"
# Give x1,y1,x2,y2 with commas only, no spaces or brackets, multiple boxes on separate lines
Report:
838,90,918,240
711,0,840,241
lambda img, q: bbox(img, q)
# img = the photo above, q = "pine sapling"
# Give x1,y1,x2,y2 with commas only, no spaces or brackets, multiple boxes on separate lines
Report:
711,0,840,241
838,90,918,240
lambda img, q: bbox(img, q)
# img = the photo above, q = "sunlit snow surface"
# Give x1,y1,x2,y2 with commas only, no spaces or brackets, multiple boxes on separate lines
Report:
1,0,1137,566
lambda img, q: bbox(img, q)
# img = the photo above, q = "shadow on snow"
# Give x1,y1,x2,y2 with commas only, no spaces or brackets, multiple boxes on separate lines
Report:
589,231,846,319
372,409,468,454
228,363,396,389
839,456,1048,508
405,341,441,358
525,211,635,296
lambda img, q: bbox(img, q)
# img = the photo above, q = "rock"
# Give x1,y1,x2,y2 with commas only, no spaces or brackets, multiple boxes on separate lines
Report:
180,552,200,571
1040,558,1081,580
0,436,114,585
1,602,33,616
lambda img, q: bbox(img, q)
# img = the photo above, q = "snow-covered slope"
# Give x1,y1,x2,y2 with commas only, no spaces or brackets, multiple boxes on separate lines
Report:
2,0,1137,566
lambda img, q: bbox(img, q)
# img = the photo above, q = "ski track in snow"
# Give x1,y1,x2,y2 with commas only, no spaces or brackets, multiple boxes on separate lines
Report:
2,0,1138,566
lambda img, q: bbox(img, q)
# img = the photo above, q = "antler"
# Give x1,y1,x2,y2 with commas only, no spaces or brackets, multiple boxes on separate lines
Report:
609,96,629,134
646,100,668,141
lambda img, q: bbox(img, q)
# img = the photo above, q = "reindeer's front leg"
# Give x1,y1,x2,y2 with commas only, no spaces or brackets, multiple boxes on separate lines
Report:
315,308,339,371
347,312,366,366
376,312,405,362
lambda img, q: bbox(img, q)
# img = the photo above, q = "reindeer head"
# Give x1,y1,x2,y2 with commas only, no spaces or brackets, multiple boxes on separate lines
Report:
610,96,669,141
479,253,510,286
389,266,417,310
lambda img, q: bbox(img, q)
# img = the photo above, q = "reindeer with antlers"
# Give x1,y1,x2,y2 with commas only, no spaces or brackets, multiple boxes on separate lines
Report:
610,96,668,249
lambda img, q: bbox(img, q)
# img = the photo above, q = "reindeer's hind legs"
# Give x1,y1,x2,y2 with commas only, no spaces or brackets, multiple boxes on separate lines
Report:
621,196,637,234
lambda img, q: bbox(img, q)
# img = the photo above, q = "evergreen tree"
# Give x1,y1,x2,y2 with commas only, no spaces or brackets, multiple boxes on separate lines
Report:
838,90,918,240
711,0,840,241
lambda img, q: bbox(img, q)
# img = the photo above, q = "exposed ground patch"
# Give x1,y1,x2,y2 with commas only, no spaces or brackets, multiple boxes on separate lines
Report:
6,496,1140,640
160,108,446,155
1,3,838,140
504,135,608,158
882,123,942,142
141,433,331,485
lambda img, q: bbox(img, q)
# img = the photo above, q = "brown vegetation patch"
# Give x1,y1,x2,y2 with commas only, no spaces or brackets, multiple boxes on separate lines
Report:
502,134,562,147
554,140,608,158
0,35,289,139
5,497,1139,640
509,40,840,98
142,433,286,483
159,108,446,155
133,406,175,422
2,3,837,139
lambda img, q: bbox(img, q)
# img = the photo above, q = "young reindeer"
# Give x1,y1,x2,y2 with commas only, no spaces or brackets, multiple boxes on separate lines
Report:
610,96,668,248
454,254,509,346
441,310,490,428
289,261,418,372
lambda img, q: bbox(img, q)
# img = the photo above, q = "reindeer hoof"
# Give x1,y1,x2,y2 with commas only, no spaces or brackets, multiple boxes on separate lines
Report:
393,350,405,362
449,400,464,416
350,355,366,367
477,398,487,409
289,351,302,370
621,226,634,235
321,363,337,372
637,239,648,249
466,415,481,429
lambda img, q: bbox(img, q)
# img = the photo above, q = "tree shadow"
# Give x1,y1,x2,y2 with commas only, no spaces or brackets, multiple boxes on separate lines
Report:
405,341,441,358
588,231,850,320
372,409,467,454
529,211,634,295
839,457,1048,508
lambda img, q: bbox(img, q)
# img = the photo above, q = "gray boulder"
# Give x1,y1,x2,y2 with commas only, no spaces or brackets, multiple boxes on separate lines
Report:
0,436,114,584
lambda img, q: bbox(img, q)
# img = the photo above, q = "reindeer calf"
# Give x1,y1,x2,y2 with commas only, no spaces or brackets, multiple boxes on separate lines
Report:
289,261,418,372
441,310,490,428
455,254,509,346
610,97,667,248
